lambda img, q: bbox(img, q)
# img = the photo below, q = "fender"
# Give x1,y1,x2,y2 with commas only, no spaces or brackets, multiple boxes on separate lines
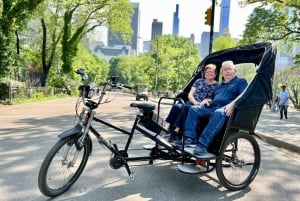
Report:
58,124,83,139
58,124,93,154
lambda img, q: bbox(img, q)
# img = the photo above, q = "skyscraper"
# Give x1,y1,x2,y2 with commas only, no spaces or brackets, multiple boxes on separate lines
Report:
151,19,163,41
173,4,179,35
107,2,140,52
219,0,231,35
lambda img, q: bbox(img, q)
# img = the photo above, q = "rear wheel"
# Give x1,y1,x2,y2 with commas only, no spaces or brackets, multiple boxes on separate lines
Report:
216,131,260,191
38,135,91,197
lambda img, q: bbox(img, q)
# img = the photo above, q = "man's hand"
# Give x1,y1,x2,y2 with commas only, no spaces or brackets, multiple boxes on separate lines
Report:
224,102,235,116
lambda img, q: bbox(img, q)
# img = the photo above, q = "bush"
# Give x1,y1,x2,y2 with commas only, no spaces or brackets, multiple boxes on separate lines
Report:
0,78,24,100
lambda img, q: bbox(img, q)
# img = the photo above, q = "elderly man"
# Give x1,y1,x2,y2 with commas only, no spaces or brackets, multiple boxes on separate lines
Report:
177,60,248,156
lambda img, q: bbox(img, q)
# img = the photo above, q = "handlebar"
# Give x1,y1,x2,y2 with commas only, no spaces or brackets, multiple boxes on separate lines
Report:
75,69,132,109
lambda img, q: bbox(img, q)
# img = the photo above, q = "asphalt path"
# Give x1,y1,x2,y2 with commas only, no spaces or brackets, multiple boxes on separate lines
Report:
0,93,300,201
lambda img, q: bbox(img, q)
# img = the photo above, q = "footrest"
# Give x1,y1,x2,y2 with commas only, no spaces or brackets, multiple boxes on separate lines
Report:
183,147,217,160
177,164,202,174
143,144,155,150
136,124,174,151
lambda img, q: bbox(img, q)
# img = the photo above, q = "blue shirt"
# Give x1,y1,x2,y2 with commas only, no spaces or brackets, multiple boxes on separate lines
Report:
278,90,289,106
192,79,220,102
211,76,248,107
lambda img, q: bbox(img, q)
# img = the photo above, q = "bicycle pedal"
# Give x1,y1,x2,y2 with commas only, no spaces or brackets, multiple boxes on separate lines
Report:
127,170,136,183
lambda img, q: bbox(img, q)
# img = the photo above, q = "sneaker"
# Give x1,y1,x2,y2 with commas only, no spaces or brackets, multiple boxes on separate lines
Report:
193,144,208,155
168,130,178,142
175,137,196,147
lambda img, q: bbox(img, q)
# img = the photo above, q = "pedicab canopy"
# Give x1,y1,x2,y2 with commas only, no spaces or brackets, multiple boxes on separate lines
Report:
177,42,277,131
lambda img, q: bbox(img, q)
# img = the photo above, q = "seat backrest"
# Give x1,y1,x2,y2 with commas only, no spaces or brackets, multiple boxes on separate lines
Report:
227,104,264,133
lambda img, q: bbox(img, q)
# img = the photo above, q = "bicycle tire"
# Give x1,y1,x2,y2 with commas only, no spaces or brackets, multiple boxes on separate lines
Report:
38,135,91,197
216,131,260,191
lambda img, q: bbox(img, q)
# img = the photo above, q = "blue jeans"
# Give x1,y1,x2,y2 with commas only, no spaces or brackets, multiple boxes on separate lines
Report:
184,106,229,147
279,105,288,118
166,103,192,128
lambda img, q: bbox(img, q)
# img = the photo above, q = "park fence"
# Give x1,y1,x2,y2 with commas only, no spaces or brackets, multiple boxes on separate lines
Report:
6,86,65,104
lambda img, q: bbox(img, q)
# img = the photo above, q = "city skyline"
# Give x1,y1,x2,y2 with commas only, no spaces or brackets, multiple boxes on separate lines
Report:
131,0,258,43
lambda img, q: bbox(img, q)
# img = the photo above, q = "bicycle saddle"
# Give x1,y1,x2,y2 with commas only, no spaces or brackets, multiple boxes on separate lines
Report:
130,102,155,112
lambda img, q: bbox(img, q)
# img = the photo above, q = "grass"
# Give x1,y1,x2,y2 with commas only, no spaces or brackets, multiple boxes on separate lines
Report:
0,93,71,105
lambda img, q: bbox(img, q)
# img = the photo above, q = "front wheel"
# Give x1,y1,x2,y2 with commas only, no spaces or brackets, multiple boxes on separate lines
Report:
38,135,91,197
216,131,260,191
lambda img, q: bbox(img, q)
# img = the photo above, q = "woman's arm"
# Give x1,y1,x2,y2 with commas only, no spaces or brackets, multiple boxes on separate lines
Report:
188,87,199,105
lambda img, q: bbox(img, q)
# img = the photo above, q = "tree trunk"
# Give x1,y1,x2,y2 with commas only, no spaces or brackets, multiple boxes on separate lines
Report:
41,18,48,86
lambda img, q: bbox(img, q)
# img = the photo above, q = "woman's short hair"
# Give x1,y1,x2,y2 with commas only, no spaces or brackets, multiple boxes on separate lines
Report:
204,63,217,73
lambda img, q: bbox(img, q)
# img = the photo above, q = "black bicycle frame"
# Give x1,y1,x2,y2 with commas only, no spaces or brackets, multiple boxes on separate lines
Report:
90,115,157,163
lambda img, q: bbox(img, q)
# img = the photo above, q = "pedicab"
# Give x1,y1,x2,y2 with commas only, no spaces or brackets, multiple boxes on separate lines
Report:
38,42,276,197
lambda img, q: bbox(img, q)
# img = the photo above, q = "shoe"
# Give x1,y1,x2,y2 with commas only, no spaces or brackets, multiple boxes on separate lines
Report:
162,133,170,138
166,130,177,142
285,116,288,119
175,137,196,147
193,144,208,155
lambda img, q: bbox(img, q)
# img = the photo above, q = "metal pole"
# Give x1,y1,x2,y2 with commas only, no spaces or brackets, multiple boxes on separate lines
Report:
209,0,216,54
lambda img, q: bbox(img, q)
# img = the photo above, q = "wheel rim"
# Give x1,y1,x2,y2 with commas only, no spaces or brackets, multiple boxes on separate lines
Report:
46,139,86,190
220,137,258,187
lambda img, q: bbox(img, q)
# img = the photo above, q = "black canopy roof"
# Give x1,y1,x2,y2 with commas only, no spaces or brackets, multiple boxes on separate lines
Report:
178,42,277,109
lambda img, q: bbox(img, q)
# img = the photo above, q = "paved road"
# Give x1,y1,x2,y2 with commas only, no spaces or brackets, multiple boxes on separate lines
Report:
256,107,300,154
0,94,300,201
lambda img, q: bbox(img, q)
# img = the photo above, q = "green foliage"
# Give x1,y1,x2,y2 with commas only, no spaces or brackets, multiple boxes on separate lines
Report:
109,35,200,94
32,91,44,100
275,66,300,109
0,77,24,99
0,0,44,78
60,0,133,75
235,63,256,83
244,0,300,9
72,43,109,85
240,1,300,63
6,92,69,105
213,36,237,52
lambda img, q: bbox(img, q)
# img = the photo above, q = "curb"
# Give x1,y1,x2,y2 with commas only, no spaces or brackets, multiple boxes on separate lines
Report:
256,132,300,154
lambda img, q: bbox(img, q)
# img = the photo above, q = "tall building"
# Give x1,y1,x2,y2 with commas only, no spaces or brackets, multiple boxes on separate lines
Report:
219,0,231,35
151,19,163,41
200,32,220,58
107,2,140,53
200,0,230,57
173,4,179,35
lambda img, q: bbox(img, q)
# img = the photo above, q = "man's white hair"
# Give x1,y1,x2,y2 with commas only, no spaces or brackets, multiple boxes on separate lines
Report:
221,60,236,71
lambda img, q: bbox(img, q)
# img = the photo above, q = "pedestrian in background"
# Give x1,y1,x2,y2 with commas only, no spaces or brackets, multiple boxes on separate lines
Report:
278,85,290,119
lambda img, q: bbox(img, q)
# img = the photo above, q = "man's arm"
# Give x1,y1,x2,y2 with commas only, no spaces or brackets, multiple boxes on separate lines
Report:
224,79,248,116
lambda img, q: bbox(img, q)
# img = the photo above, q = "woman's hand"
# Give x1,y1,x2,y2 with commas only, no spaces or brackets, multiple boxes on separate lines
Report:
199,99,212,106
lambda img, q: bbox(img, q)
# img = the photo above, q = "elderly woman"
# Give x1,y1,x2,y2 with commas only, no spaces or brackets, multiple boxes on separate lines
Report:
165,63,220,142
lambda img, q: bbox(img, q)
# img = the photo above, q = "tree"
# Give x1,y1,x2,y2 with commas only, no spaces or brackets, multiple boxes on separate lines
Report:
212,36,237,52
39,0,65,86
275,66,300,109
0,0,44,78
111,35,200,94
60,0,133,75
240,0,300,63
244,0,300,9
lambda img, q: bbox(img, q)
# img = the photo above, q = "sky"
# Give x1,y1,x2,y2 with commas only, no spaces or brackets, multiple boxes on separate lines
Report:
130,0,258,43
